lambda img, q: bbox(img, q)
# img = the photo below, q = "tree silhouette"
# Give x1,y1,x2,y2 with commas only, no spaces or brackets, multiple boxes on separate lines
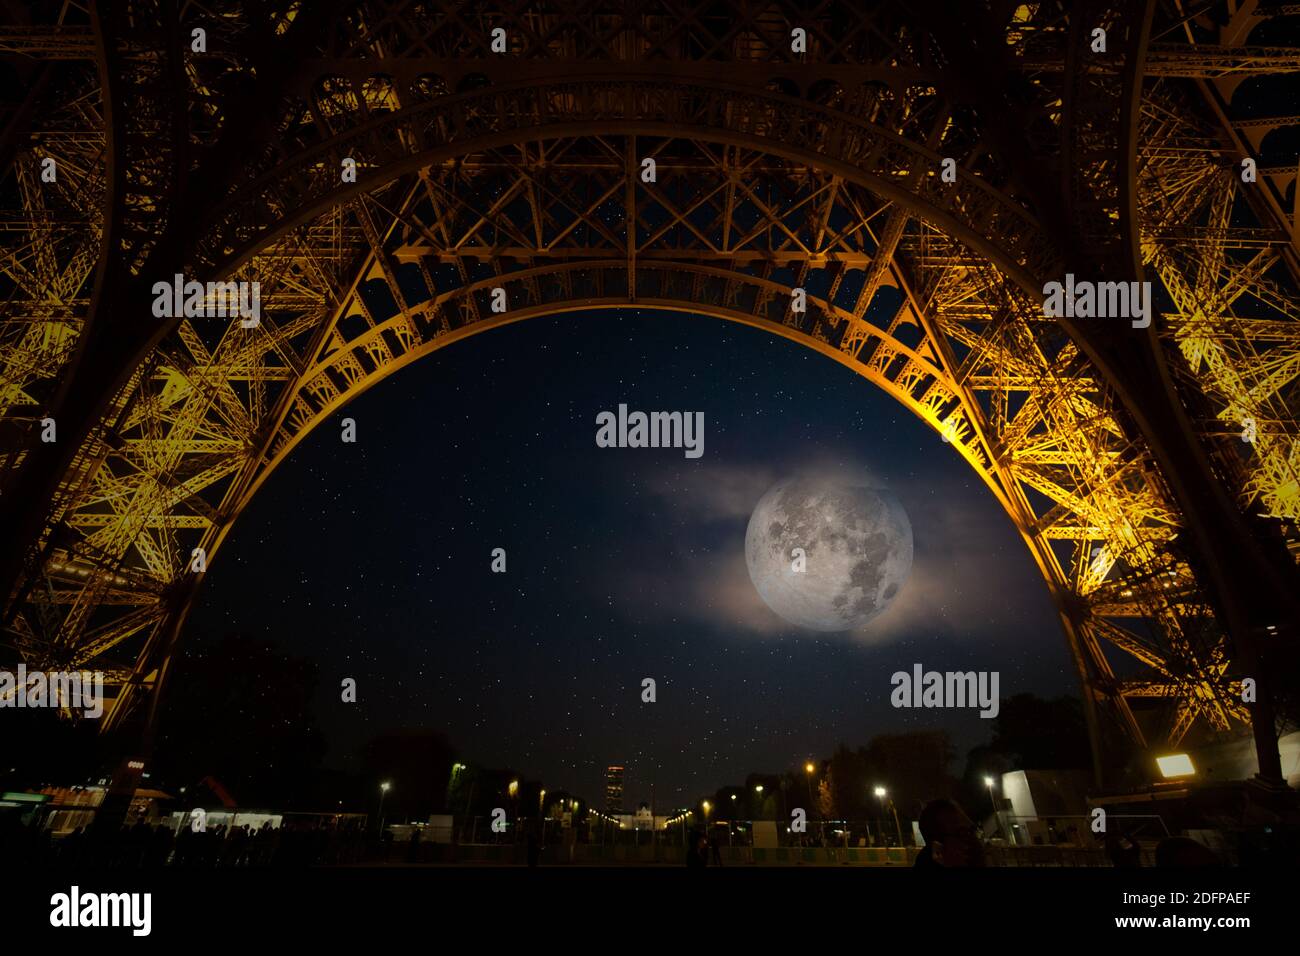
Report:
860,731,956,817
362,729,458,822
155,633,327,808
988,694,1091,769
817,771,836,819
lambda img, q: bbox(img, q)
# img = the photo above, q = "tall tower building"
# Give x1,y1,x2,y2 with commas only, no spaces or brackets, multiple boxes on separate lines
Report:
605,765,625,813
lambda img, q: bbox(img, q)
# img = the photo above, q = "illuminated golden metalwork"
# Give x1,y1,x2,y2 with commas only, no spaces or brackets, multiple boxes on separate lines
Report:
1,2,1297,780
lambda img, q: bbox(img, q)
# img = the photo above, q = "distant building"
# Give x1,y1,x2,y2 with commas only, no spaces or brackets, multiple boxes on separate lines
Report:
1000,769,1092,847
612,802,673,831
605,765,625,813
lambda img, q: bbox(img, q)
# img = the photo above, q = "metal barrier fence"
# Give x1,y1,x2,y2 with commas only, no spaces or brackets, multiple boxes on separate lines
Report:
370,841,1147,866
369,841,920,865
447,815,913,849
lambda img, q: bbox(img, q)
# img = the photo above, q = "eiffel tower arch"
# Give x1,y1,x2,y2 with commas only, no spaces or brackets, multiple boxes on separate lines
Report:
1,1,1298,786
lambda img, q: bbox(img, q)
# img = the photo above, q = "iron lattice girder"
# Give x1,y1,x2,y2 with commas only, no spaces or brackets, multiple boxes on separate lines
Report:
1135,87,1300,526
192,74,1054,288
4,158,1225,740
0,0,1296,752
1023,42,1300,77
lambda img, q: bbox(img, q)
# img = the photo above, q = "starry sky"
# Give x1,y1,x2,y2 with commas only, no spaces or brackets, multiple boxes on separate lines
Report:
186,307,1079,808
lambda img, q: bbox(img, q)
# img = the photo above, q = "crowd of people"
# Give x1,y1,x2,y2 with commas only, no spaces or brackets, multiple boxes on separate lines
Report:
682,798,1228,867
0,796,1232,868
0,812,372,868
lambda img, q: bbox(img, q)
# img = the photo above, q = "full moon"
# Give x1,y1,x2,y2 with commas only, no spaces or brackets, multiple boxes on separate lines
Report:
744,476,913,632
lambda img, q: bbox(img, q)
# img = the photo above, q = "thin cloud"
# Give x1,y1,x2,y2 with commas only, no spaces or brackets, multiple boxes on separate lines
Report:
607,460,1048,646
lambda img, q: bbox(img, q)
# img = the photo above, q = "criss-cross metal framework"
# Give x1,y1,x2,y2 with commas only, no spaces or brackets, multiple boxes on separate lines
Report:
2,0,1298,783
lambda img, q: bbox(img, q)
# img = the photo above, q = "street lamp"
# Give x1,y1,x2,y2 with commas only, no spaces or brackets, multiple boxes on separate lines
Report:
508,779,519,798
873,787,887,846
889,799,905,849
801,762,819,840
984,775,1000,840
378,781,392,833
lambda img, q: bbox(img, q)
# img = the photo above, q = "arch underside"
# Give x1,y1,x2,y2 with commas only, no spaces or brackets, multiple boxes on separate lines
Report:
2,1,1297,762
6,142,1236,751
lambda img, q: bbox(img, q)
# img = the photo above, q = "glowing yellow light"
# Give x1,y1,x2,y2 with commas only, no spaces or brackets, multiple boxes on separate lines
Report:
1156,754,1196,778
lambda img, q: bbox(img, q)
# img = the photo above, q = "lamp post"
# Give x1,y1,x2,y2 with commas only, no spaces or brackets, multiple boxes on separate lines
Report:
378,781,392,834
873,786,887,846
506,780,519,844
984,776,1000,840
889,798,905,849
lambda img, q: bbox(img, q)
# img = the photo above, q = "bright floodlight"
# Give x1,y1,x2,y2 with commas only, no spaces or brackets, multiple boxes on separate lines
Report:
1156,753,1196,778
755,785,764,793
873,786,886,798
380,781,391,792
983,776,994,788
805,762,815,774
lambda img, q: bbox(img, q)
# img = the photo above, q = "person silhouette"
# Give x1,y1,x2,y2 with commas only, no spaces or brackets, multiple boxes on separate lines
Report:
913,799,986,868
686,829,708,867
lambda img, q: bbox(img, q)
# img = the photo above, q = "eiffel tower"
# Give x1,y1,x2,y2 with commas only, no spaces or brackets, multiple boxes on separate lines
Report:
1,0,1298,786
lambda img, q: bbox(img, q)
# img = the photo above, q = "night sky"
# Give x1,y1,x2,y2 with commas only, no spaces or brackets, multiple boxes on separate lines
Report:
186,308,1077,808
